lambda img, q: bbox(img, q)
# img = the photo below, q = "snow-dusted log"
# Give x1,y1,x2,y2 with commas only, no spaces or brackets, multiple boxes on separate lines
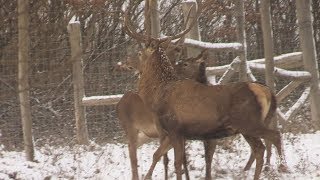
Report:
276,80,304,103
250,52,302,69
249,63,311,80
285,87,310,121
182,38,242,52
82,94,123,106
218,57,240,84
206,52,303,76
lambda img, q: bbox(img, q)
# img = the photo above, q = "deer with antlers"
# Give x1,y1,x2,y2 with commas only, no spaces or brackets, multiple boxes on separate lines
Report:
117,43,210,180
121,1,288,180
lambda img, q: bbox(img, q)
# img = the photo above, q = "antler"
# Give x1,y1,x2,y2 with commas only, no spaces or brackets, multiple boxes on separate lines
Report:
159,0,202,43
123,2,148,43
123,0,202,46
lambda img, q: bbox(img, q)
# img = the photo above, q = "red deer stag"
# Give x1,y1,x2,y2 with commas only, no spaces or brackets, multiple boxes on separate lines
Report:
117,45,209,180
123,4,288,180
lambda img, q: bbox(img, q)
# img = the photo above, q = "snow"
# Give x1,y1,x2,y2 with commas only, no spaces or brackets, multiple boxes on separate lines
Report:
68,15,80,25
183,38,242,51
82,94,123,101
1,132,320,180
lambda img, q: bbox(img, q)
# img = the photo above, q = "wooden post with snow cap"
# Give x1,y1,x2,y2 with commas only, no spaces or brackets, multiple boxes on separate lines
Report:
68,19,89,145
296,0,320,129
182,0,201,58
234,0,248,81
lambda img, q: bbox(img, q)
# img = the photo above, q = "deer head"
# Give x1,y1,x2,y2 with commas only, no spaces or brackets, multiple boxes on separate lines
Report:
175,49,208,82
122,0,202,61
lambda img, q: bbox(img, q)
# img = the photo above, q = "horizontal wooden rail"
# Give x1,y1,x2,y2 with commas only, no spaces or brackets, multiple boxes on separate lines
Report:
206,52,303,76
249,63,311,80
182,38,243,52
82,94,123,106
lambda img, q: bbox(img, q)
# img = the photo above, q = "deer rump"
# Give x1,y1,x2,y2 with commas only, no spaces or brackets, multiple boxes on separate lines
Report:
154,80,275,140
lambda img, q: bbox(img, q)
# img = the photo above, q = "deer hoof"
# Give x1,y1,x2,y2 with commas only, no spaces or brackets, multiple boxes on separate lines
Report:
263,165,270,172
278,164,290,173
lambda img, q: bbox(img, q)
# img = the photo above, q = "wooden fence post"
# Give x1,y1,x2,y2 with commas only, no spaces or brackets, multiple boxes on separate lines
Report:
296,0,320,129
68,21,89,145
235,0,248,81
18,0,34,161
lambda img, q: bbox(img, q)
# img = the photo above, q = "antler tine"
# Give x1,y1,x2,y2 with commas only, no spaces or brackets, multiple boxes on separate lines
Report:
186,48,207,62
160,0,202,43
123,3,148,43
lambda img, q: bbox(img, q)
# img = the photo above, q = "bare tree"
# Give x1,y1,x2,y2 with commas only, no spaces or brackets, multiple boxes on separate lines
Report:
18,0,34,161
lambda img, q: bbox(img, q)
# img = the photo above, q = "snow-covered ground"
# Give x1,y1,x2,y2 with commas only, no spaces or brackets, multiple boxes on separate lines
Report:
1,132,319,180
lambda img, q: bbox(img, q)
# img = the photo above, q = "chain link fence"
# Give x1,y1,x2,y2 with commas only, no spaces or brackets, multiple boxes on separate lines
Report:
0,0,316,151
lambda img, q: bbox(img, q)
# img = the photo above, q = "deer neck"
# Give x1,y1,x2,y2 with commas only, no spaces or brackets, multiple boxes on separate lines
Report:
138,48,177,105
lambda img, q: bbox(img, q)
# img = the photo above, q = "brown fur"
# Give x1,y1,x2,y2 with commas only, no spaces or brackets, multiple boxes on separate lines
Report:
116,44,207,180
137,42,287,180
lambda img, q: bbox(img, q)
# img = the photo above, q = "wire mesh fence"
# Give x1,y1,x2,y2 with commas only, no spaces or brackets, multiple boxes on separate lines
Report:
0,0,317,151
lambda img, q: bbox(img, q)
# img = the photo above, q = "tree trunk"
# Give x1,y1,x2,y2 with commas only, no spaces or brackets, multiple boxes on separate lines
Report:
234,0,248,81
18,0,34,161
182,0,201,58
149,0,160,37
260,0,275,92
296,0,320,129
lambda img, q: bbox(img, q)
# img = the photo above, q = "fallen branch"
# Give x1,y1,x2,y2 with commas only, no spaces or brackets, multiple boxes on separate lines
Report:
276,80,304,103
218,57,240,84
284,87,310,121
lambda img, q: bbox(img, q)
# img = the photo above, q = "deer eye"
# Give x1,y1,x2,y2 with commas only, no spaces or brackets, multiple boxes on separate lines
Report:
183,63,188,66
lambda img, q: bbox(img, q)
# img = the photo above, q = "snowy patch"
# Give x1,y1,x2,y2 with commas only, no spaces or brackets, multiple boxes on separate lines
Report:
0,132,320,179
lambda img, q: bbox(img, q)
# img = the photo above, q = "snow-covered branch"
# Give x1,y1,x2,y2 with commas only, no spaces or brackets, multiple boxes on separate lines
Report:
206,52,303,76
249,63,311,80
276,80,304,103
284,87,310,121
82,94,123,106
217,57,240,84
182,38,243,52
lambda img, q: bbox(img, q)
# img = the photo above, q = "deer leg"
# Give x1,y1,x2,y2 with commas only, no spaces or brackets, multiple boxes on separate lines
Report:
203,139,217,180
145,136,172,180
258,129,289,173
163,153,169,180
126,127,139,180
242,135,265,180
171,135,185,180
183,151,190,180
244,140,272,172
243,151,255,171
264,139,272,171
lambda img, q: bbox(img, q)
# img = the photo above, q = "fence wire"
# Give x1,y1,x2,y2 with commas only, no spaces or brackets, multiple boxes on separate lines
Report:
0,0,316,150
